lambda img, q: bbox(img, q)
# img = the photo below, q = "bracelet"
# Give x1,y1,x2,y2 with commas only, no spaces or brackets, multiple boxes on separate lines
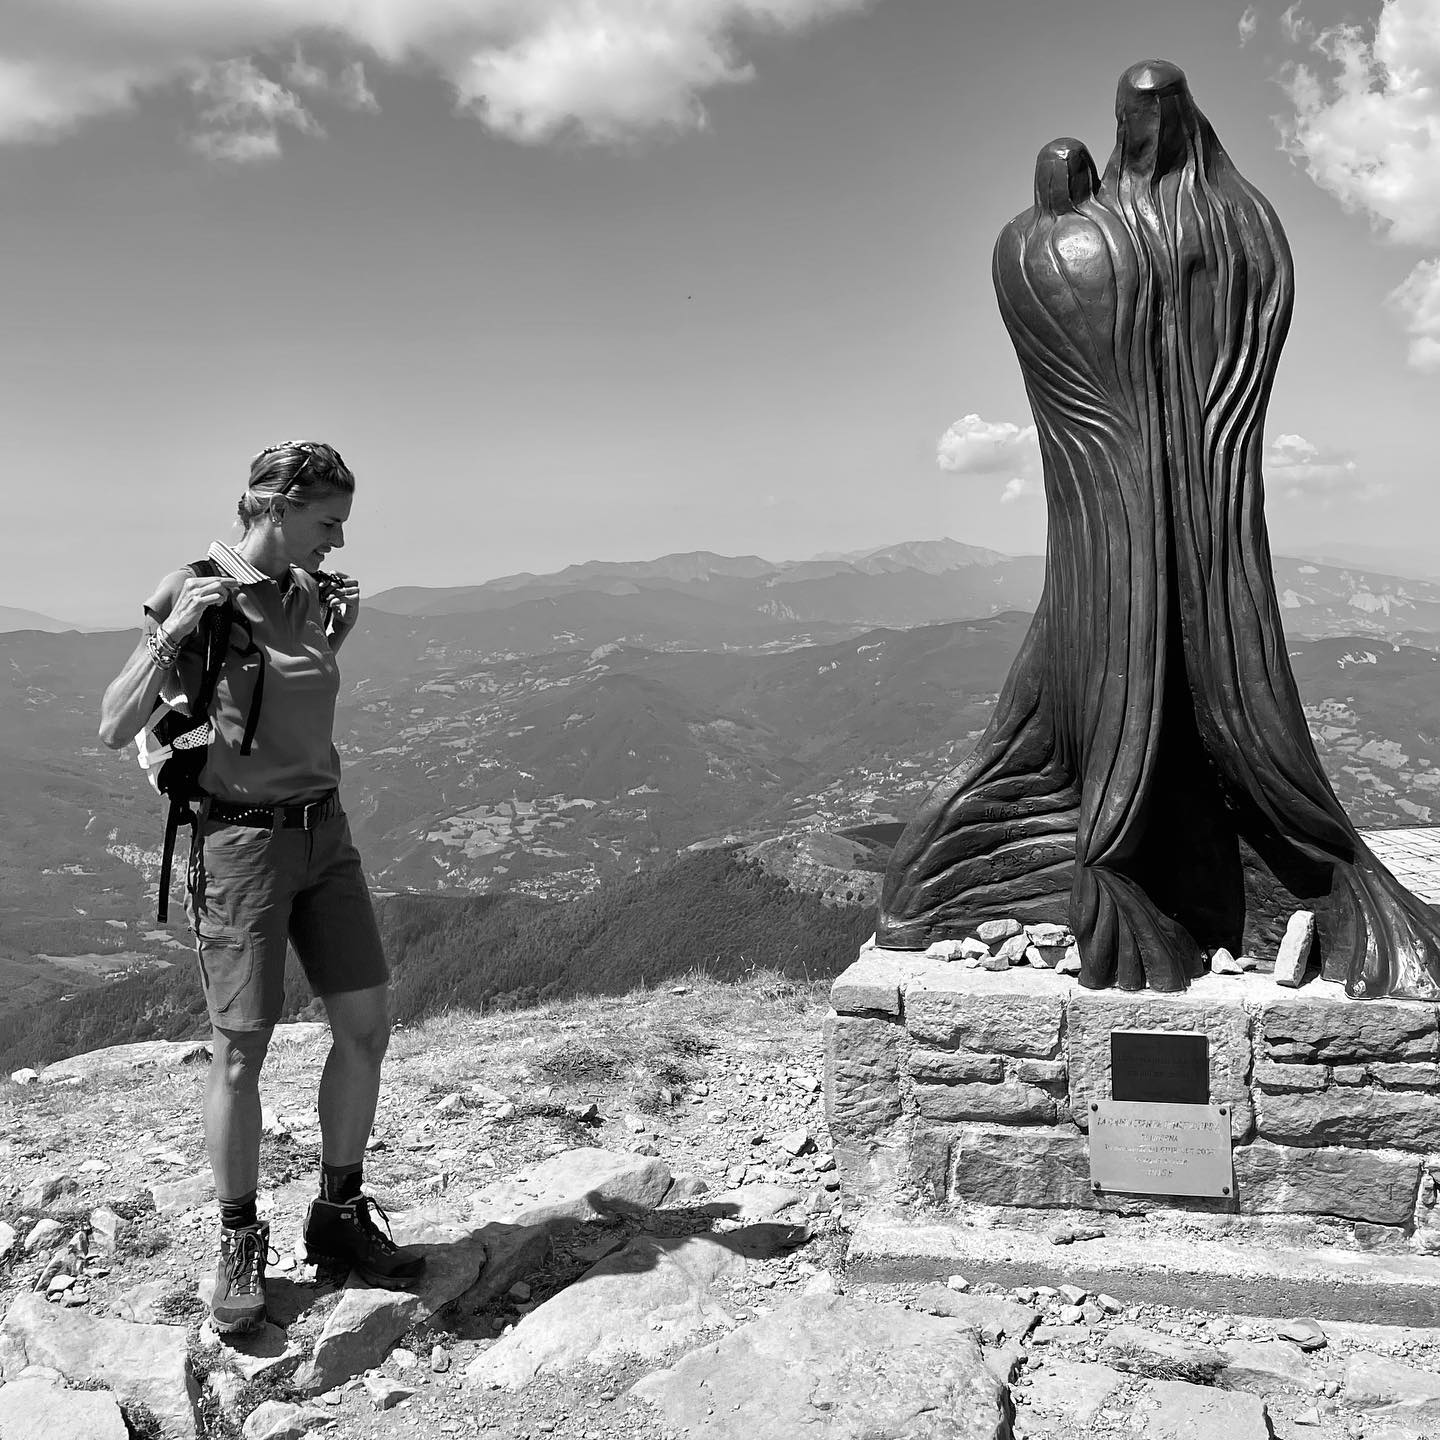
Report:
145,626,182,670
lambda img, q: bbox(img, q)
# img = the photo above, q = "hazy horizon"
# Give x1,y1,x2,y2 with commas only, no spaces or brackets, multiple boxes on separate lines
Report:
5,0,1438,626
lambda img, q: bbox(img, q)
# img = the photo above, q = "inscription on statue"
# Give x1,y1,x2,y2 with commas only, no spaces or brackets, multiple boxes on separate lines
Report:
1090,1101,1231,1198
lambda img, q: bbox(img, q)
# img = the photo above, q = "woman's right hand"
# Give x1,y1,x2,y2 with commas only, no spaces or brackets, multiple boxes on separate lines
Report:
163,574,241,639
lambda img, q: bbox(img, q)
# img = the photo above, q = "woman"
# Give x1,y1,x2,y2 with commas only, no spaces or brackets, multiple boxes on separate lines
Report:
99,441,423,1334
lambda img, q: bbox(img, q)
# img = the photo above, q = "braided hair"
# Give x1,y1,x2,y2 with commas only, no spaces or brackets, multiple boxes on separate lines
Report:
237,441,355,531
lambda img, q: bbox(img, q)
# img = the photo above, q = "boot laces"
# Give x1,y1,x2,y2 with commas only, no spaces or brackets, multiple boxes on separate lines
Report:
353,1196,399,1255
223,1228,267,1297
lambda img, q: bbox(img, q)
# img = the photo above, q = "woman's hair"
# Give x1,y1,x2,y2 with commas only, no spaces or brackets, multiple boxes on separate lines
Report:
238,441,355,531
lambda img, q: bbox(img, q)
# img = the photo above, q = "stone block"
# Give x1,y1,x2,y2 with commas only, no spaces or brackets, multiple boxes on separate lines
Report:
1332,1064,1367,1085
829,956,908,1017
1066,982,1254,1138
824,1012,903,1140
1256,1087,1440,1152
1371,1063,1440,1090
914,1078,1059,1124
949,1124,1095,1209
907,1050,1004,1084
904,968,1066,1057
1253,1060,1327,1093
1262,992,1439,1064
1232,1140,1421,1225
1014,1057,1067,1087
908,1126,954,1205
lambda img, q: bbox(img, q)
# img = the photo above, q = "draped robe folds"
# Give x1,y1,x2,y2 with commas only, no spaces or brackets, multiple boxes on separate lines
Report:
877,62,1440,999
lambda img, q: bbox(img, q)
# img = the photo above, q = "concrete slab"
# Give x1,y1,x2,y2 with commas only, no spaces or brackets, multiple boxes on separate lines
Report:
845,1214,1440,1326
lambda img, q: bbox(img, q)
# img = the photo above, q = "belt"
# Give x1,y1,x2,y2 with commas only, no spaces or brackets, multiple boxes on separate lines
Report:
206,790,341,831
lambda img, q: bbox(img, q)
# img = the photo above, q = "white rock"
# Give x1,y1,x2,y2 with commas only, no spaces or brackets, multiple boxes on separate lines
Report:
997,934,1031,964
23,1219,63,1254
959,937,991,960
1275,910,1316,988
364,1374,416,1410
924,939,965,962
1025,923,1074,948
242,1400,321,1440
0,1221,16,1261
390,1346,418,1370
777,1128,813,1157
0,1374,129,1439
946,1274,970,1292
10,1068,38,1085
1209,948,1243,975
1056,943,1083,975
976,919,1023,944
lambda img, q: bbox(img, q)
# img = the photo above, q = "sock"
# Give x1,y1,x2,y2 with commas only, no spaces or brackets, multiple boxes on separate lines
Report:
219,1191,258,1231
320,1161,363,1205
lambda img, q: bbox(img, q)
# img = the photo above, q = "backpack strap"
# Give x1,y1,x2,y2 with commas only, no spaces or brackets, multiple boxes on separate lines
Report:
157,559,232,923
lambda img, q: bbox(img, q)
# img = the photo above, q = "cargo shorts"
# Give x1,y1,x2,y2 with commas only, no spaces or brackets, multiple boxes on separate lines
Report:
185,808,390,1033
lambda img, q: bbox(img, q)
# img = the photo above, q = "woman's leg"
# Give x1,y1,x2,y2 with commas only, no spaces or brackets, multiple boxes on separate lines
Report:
317,983,390,1165
205,1024,273,1198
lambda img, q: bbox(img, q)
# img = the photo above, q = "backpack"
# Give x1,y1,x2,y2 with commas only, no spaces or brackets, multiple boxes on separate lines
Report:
136,557,265,920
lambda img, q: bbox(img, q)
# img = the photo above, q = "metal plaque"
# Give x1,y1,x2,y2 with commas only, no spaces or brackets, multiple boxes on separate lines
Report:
1110,1029,1209,1105
1089,1100,1233,1198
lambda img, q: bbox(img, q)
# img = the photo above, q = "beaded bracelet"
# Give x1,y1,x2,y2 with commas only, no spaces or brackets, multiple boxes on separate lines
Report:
145,626,182,670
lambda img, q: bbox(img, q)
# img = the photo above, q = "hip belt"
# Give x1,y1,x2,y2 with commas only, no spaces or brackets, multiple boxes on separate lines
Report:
206,789,341,831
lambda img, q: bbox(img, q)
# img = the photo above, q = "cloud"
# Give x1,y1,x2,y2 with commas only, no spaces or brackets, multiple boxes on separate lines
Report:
937,414,1042,501
286,50,379,113
189,57,321,162
1388,258,1440,370
1279,1,1312,44
1238,6,1258,47
1277,0,1440,245
0,0,871,155
1264,432,1382,502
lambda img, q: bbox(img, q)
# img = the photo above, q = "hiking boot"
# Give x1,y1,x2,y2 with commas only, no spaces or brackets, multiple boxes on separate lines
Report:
303,1195,425,1286
211,1222,269,1334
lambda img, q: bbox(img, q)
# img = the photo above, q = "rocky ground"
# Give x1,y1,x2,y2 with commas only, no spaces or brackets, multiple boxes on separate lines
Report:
0,975,1437,1440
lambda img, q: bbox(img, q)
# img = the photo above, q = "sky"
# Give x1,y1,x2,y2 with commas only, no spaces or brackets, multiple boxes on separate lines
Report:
2,0,1438,625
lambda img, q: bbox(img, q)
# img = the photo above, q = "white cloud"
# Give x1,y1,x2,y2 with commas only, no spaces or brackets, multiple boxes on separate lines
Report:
1277,0,1440,245
1264,432,1381,502
1388,258,1440,370
937,414,1042,501
1238,6,1258,47
0,0,871,154
1279,1,1312,44
286,49,379,113
189,57,320,162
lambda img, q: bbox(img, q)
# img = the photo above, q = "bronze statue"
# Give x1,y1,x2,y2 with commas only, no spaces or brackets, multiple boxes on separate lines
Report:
878,61,1440,1000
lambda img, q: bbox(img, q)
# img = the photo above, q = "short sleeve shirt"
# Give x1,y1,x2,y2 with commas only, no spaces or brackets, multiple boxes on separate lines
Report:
145,567,341,804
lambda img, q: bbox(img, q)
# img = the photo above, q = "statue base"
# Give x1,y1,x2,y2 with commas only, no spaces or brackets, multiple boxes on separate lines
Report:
825,949,1440,1252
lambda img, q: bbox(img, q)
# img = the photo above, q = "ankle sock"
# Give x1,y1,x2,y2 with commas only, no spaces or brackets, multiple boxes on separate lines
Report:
219,1192,259,1231
320,1161,363,1205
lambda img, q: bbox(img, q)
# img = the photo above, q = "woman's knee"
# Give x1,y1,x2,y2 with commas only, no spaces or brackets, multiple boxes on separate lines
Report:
210,1027,272,1088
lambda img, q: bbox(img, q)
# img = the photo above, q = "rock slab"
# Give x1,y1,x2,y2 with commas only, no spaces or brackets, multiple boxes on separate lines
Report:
0,1292,198,1439
466,1230,751,1389
633,1293,1014,1439
1134,1379,1273,1438
0,1375,129,1440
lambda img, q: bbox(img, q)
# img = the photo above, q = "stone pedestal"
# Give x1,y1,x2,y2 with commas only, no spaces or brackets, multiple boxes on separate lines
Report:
825,950,1440,1250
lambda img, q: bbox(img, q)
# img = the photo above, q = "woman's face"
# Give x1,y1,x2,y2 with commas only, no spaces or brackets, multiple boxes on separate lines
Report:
280,489,352,572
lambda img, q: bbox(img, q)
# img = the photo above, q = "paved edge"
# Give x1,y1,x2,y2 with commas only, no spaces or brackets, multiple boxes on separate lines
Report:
844,1216,1440,1326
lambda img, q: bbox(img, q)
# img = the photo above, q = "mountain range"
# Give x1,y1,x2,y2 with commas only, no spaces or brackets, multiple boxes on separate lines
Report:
1,539,1436,1027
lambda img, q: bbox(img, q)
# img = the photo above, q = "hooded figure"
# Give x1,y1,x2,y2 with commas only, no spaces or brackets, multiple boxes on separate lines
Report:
878,62,1440,999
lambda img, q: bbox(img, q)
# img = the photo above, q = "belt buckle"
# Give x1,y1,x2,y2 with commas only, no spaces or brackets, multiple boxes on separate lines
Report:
301,798,321,830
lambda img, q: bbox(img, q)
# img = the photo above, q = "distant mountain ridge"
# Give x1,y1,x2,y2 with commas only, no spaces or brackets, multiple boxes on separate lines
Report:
0,605,78,634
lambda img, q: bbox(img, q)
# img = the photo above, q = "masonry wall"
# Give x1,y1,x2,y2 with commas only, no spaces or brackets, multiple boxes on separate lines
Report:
824,951,1440,1250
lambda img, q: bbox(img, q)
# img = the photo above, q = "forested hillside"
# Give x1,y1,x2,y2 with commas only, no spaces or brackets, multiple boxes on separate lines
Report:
0,848,874,1071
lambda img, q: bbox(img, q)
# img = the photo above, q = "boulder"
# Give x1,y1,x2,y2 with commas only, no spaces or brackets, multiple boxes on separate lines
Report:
466,1229,755,1388
0,1292,199,1439
293,1216,489,1395
633,1293,1013,1440
466,1147,673,1228
39,1040,211,1082
1101,1325,1224,1384
0,1374,129,1440
908,1286,1037,1342
1344,1353,1440,1425
1133,1379,1272,1438
20,1175,76,1212
1024,1359,1124,1426
240,1400,330,1440
696,1183,803,1221
1217,1338,1316,1396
